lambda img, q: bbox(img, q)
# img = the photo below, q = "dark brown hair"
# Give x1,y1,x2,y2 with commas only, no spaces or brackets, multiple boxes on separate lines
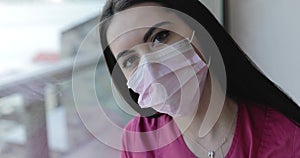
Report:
99,0,300,124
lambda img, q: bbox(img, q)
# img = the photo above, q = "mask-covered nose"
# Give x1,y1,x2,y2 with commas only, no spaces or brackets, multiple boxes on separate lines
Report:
126,38,208,117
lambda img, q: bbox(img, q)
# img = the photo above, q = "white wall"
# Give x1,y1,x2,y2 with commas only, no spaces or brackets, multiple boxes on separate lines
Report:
228,0,300,104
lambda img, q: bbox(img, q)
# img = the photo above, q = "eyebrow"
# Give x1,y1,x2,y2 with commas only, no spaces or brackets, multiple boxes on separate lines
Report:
116,21,172,61
143,21,172,42
116,49,135,61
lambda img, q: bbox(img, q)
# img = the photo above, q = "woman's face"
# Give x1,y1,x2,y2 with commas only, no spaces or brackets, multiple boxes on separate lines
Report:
106,2,205,80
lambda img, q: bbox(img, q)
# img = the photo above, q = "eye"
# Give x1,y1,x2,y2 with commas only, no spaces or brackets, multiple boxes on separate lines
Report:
122,55,139,69
151,30,170,48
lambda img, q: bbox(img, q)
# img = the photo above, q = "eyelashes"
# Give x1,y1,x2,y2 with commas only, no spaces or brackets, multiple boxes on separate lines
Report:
151,30,170,48
121,30,171,69
122,55,139,69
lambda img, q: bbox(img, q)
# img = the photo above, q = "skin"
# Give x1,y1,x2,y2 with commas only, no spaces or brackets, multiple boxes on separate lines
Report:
106,2,238,157
107,3,205,79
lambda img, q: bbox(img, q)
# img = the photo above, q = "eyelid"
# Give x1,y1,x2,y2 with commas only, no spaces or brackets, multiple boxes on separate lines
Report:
143,21,172,43
116,49,135,61
149,29,169,43
121,54,140,69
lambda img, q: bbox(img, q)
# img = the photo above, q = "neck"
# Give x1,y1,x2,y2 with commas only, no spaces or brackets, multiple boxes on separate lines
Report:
181,73,238,157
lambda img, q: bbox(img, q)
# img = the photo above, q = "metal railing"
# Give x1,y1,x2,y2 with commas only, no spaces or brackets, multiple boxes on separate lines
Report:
0,56,99,158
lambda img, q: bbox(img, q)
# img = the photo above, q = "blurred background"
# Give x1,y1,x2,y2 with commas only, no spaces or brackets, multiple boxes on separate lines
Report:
0,0,124,158
0,0,299,158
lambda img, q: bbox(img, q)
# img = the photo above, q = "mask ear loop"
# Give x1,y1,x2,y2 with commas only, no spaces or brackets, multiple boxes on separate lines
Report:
188,30,211,67
207,56,211,67
187,30,195,43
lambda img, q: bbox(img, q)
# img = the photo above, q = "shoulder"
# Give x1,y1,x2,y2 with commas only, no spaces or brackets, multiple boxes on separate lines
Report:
121,113,177,156
239,101,298,129
124,113,172,132
239,101,299,139
259,104,300,157
238,102,300,157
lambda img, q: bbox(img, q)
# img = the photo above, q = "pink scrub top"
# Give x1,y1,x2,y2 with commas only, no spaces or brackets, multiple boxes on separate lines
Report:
121,102,300,158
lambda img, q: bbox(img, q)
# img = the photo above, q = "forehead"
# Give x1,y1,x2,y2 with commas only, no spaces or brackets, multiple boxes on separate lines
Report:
106,4,188,54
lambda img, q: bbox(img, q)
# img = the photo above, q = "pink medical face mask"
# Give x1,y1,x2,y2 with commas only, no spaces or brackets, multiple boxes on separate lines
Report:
127,37,208,117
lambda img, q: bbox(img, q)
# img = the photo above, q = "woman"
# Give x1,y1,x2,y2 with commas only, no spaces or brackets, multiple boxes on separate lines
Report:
99,0,300,157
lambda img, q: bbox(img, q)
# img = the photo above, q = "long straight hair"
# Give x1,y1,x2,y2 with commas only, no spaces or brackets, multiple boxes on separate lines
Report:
99,0,300,124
